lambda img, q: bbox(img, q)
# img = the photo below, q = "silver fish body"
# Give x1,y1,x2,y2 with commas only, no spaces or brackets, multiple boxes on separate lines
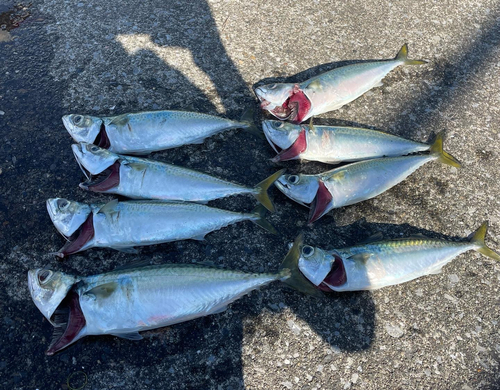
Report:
262,121,429,163
72,142,282,211
255,44,426,124
274,133,460,223
63,111,252,154
47,198,275,257
298,222,500,292
80,266,278,335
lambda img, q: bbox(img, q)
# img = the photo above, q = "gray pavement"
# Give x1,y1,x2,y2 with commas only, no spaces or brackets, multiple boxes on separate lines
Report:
1,0,499,389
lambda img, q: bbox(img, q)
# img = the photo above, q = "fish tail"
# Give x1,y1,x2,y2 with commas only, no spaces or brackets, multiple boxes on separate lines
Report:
253,169,285,212
239,105,265,139
470,221,500,261
250,204,278,235
278,234,323,297
395,43,427,66
429,132,462,168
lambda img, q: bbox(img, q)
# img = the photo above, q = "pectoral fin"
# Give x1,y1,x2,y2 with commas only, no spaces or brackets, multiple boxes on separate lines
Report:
98,199,119,214
85,282,119,299
348,253,371,263
308,180,333,224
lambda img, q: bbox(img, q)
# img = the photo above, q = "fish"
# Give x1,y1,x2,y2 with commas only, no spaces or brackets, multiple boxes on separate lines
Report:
255,44,426,124
28,235,321,355
274,133,461,223
297,222,500,292
46,198,277,258
72,142,284,212
262,120,430,164
62,110,257,155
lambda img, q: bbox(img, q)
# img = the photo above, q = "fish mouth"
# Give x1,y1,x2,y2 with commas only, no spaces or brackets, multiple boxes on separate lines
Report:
55,213,95,258
267,91,312,124
270,128,307,163
274,179,312,208
318,255,347,291
71,143,91,181
94,123,110,149
80,161,121,192
46,291,86,356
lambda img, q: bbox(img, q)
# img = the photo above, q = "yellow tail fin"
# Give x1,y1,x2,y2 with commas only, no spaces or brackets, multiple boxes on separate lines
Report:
429,132,462,168
253,169,285,212
470,221,500,261
395,43,427,66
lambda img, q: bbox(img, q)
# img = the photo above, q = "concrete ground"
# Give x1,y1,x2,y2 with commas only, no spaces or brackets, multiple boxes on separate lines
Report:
1,0,499,389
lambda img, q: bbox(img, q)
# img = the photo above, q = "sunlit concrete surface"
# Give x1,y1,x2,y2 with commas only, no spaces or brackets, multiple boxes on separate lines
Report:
1,0,499,389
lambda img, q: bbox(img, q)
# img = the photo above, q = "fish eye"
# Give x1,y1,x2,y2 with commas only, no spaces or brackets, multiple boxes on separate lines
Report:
273,121,284,129
90,146,99,152
269,83,277,90
57,199,69,209
73,115,83,125
302,246,314,257
288,175,299,184
38,270,52,285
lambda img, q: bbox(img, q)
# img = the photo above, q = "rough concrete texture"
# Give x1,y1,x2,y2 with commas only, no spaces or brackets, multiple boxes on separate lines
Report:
1,0,499,389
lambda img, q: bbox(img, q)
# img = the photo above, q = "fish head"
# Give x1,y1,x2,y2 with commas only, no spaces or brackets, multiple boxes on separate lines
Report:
28,268,78,325
255,83,297,119
275,173,319,207
62,114,103,144
298,245,332,286
46,198,91,238
298,247,347,291
262,120,304,153
72,142,118,176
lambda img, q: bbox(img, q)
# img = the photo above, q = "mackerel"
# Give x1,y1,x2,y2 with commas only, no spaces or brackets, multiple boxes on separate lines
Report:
46,198,276,257
62,110,256,154
28,236,320,355
72,142,283,212
297,222,500,292
262,120,429,164
255,44,426,124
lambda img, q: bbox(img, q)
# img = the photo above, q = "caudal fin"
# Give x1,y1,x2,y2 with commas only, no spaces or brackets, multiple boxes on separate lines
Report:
429,132,462,168
239,105,265,139
395,43,427,66
470,221,500,261
278,234,323,297
250,204,278,235
253,169,285,212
